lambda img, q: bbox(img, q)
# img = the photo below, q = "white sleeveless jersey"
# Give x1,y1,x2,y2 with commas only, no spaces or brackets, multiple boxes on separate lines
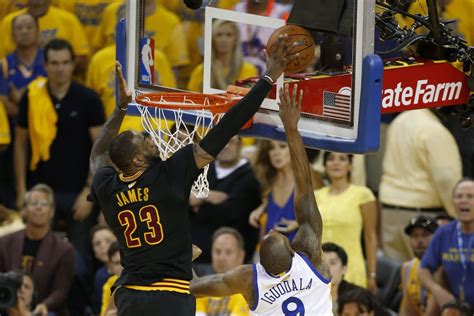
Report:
250,252,333,316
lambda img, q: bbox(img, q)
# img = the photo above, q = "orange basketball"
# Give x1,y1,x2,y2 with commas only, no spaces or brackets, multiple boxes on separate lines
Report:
267,25,315,74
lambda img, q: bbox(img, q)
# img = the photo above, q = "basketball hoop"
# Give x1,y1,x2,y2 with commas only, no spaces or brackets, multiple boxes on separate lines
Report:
135,92,243,198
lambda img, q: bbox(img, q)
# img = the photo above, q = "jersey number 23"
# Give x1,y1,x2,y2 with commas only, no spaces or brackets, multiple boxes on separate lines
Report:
118,205,164,248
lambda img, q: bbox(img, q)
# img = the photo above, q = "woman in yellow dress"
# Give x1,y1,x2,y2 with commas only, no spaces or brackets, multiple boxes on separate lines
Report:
187,19,257,92
315,152,378,292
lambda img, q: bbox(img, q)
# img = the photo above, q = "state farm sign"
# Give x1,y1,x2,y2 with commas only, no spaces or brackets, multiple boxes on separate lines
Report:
381,60,470,113
237,59,470,116
382,79,463,108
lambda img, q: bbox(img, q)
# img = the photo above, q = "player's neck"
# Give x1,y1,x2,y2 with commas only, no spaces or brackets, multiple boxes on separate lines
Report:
25,224,49,240
329,178,350,194
122,165,148,176
16,46,38,65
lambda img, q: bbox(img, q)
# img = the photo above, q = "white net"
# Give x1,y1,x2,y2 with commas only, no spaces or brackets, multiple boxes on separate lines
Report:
135,93,228,199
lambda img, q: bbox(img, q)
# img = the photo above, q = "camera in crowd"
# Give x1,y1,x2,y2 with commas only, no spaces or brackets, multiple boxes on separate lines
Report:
0,271,22,310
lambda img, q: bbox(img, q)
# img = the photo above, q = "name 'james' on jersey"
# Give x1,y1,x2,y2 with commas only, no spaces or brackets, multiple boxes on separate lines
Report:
89,145,201,288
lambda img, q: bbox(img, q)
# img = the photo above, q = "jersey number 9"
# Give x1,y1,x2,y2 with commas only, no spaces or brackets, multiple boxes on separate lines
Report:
282,296,305,316
118,205,164,248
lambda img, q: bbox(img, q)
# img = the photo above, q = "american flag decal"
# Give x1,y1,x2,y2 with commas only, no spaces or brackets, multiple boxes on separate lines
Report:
322,91,351,121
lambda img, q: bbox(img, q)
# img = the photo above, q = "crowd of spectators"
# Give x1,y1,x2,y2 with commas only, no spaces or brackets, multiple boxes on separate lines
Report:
0,0,473,316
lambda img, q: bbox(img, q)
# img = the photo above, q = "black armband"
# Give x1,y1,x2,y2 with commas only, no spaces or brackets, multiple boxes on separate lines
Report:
199,78,272,157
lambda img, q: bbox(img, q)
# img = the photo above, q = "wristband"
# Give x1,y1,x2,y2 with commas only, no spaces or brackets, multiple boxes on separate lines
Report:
263,74,275,85
369,272,376,278
117,104,128,111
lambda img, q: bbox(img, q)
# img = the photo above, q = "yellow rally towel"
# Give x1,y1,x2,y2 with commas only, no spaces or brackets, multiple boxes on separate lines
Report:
27,77,58,171
0,99,10,145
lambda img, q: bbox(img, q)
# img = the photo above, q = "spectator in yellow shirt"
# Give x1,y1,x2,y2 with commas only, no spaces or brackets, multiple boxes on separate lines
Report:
86,43,176,132
93,0,189,69
188,20,257,92
315,152,378,291
100,241,122,316
0,0,90,76
195,227,249,316
53,0,121,42
89,0,121,49
155,0,180,13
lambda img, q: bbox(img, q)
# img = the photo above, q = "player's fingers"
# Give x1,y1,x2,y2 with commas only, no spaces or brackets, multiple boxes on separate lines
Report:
282,84,289,106
279,85,286,106
275,34,289,57
287,51,300,66
277,38,298,64
285,83,291,104
115,60,122,76
115,61,127,86
291,84,298,106
279,86,284,98
278,87,285,107
297,90,303,110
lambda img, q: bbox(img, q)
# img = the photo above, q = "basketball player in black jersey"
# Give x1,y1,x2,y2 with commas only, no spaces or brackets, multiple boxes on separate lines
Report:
88,36,293,315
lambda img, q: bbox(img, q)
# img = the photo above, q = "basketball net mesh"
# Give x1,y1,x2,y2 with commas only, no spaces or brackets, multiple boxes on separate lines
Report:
135,93,227,199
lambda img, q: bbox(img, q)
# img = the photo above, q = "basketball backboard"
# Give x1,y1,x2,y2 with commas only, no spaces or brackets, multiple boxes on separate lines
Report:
118,0,382,153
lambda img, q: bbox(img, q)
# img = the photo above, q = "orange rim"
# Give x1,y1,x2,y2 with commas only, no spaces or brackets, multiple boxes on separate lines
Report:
135,92,236,113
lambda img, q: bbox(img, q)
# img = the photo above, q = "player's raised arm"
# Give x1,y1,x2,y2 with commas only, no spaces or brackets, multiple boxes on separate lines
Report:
278,84,323,264
193,36,294,169
90,61,132,173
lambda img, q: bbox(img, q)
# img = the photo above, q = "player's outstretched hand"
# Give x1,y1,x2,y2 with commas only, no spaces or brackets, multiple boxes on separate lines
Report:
278,83,303,130
265,35,294,82
115,61,132,110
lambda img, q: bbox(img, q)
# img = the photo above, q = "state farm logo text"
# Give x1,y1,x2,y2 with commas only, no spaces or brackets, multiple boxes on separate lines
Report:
382,79,463,108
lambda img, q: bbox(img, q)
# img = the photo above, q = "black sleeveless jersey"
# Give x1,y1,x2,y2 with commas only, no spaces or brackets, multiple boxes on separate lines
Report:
89,145,201,287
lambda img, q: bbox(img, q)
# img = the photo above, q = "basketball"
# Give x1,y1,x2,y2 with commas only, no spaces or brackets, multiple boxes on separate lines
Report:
267,25,315,74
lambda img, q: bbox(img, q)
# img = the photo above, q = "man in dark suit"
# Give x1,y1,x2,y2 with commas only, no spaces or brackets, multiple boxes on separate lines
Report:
0,183,74,316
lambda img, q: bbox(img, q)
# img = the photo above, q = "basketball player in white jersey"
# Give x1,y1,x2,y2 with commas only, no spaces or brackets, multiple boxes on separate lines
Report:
191,84,333,315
